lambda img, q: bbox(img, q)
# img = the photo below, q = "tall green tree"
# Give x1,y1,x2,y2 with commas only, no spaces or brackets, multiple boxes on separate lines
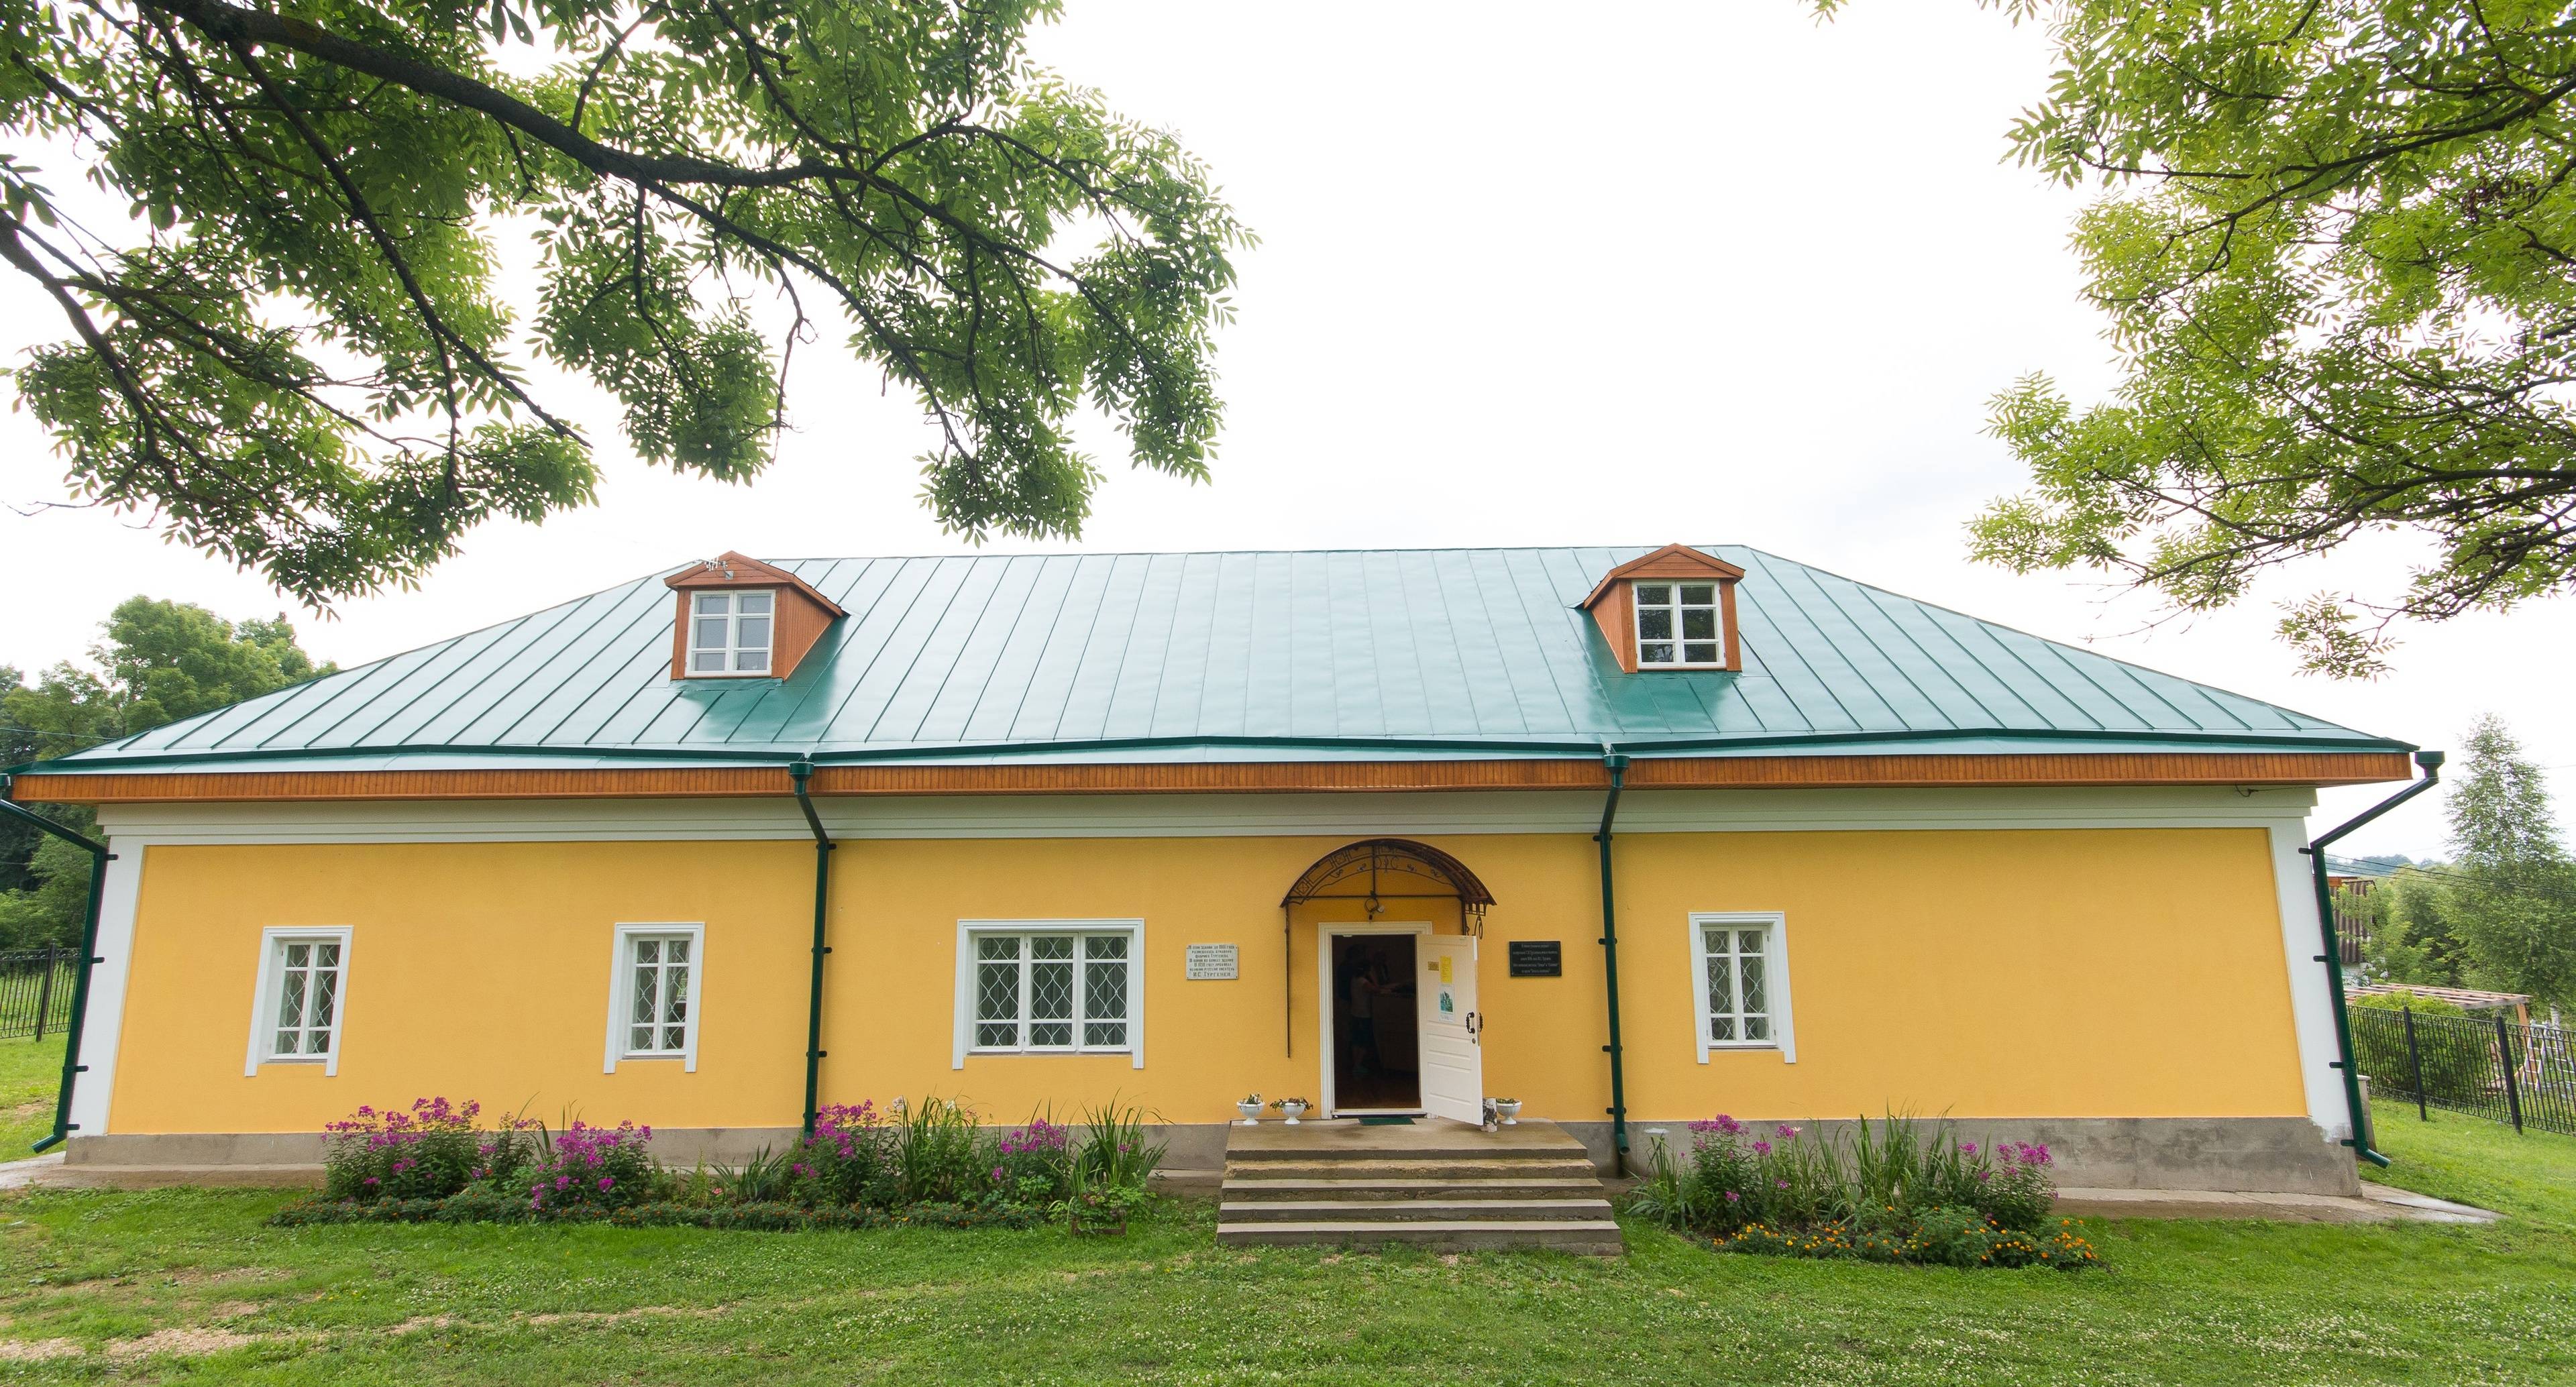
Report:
0,598,333,946
1817,1,2576,675
2442,714,2576,1006
1,0,1245,605
2358,867,2471,989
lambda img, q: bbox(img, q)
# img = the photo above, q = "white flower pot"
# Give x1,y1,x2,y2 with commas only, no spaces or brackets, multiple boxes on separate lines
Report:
1236,1101,1263,1126
1495,1100,1522,1126
1280,1101,1307,1125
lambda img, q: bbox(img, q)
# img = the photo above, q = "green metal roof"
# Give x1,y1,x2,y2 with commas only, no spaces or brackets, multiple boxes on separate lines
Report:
32,546,2408,773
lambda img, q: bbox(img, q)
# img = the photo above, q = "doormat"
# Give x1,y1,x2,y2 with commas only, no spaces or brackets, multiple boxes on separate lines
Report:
1357,1116,1415,1126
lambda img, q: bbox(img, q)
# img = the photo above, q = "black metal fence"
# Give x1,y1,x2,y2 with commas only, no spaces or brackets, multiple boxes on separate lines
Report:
0,948,79,1042
2349,1005,2576,1137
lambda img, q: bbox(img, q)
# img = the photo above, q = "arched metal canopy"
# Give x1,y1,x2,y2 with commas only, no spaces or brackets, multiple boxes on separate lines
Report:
1279,838,1495,1056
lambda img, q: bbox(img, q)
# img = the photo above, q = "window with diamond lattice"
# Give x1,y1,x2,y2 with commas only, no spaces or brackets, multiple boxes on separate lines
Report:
267,936,344,1060
965,924,1139,1056
625,934,694,1055
1688,912,1795,1062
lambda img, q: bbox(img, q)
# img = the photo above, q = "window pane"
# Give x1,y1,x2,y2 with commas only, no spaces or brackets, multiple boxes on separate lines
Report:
1085,935,1127,960
1746,1016,1771,1041
277,972,307,1030
739,592,772,614
666,939,690,964
691,651,726,672
1684,643,1720,664
976,960,1020,1023
1085,957,1128,1031
285,943,309,968
694,617,729,648
737,616,771,648
631,967,657,1025
1680,584,1716,605
1705,954,1731,1013
633,1024,655,1050
1085,1020,1126,1047
663,968,688,1023
1741,957,1768,1015
976,1021,1017,1047
637,939,660,963
1711,1015,1737,1042
1634,584,1671,606
1637,609,1673,641
317,943,340,968
1030,960,1074,1021
979,936,1020,960
735,650,770,673
311,969,337,1030
1031,936,1073,960
1737,928,1764,954
1640,642,1674,664
696,593,728,614
276,1029,299,1055
1681,609,1717,640
1030,1021,1073,1047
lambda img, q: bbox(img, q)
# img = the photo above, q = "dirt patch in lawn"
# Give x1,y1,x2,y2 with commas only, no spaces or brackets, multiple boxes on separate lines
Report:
0,1338,81,1362
105,1327,262,1359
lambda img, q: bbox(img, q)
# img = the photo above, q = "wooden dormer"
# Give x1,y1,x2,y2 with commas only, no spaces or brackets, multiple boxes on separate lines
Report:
664,551,846,681
1579,543,1745,673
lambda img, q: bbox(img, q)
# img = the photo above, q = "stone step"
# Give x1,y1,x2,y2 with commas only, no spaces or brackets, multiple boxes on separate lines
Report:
1227,1137,1584,1164
1222,1176,1609,1201
1216,1219,1625,1255
1221,1198,1615,1223
1224,1158,1601,1182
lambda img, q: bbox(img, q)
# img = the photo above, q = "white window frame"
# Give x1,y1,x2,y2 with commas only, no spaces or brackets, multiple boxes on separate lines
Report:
686,589,777,677
244,926,353,1076
1688,911,1795,1064
953,918,1144,1069
603,922,705,1073
1633,580,1725,667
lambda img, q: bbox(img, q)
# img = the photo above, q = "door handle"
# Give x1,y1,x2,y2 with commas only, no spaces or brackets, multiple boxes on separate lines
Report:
1465,1011,1481,1043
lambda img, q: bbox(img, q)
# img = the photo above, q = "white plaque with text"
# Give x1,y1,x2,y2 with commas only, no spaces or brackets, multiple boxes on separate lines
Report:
1184,943,1239,980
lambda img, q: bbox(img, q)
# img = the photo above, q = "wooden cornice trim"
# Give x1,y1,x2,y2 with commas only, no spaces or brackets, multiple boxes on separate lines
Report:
8,751,2414,803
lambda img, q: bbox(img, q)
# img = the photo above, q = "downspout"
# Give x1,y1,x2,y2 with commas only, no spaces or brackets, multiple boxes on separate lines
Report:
2302,748,2443,1169
0,785,111,1154
1593,751,1631,1176
790,760,836,1139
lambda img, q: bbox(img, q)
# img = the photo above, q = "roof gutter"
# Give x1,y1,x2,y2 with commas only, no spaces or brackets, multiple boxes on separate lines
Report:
2301,748,2444,1168
0,782,111,1153
790,759,835,1139
1594,749,1631,1177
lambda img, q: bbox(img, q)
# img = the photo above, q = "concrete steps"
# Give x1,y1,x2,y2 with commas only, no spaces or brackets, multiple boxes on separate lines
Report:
1215,1118,1622,1255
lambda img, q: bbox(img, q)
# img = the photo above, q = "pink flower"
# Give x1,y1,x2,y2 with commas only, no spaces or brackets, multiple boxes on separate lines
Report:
1776,1125,1799,1140
1723,1190,1739,1203
1960,1142,1978,1156
598,1176,614,1191
992,1166,1006,1181
1752,1140,1771,1156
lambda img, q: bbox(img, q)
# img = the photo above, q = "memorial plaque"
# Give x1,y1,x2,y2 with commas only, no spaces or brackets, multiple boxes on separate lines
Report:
1184,943,1238,980
1508,940,1562,977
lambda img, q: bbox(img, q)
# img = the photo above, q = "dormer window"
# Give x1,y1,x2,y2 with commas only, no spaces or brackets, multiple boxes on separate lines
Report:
1635,581,1721,667
689,590,774,675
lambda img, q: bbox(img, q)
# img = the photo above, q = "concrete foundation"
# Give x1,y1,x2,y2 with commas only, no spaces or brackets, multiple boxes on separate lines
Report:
66,1115,2357,1197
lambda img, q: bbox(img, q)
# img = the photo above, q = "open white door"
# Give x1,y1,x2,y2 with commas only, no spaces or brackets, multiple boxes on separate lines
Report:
1417,934,1482,1124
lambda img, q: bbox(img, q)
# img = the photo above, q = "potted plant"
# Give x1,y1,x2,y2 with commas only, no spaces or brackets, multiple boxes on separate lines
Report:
1236,1093,1263,1125
1493,1097,1522,1126
1271,1097,1310,1125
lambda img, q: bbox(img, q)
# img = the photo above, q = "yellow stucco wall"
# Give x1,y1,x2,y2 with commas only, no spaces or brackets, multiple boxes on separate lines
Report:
107,826,2306,1134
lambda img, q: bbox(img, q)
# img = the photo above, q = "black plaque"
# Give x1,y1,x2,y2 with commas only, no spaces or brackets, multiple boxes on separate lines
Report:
1507,940,1562,977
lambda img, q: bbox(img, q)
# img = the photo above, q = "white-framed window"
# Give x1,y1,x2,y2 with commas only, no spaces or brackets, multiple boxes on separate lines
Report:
604,923,704,1073
244,926,352,1076
688,590,775,675
1688,912,1795,1063
1635,581,1723,666
953,919,1144,1069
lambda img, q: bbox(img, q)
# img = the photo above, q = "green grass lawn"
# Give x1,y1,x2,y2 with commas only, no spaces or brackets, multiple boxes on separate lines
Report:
0,1033,68,1162
0,1105,2568,1383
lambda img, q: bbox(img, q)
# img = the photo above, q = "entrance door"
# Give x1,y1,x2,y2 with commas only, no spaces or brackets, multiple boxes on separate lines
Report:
1417,934,1482,1124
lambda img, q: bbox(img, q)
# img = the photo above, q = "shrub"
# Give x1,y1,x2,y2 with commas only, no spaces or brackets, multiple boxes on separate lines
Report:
792,1102,892,1207
1071,1102,1165,1196
985,1116,1074,1207
525,1121,655,1215
890,1098,985,1205
1627,1112,2090,1270
322,1098,483,1203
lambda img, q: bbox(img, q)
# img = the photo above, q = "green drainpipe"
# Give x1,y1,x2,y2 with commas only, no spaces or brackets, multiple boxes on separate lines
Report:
2304,748,2444,1169
790,760,836,1139
1594,752,1630,1176
0,787,111,1154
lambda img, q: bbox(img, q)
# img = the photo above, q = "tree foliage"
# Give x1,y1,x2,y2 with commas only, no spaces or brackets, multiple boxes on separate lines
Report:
2440,713,2576,1006
1,0,1245,604
1817,1,2576,674
0,598,332,946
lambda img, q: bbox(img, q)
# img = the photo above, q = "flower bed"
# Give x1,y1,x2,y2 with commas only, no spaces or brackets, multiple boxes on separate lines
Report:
274,1096,1163,1233
1625,1113,2098,1269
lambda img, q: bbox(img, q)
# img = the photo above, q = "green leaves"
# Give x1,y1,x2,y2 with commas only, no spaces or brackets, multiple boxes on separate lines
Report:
4,0,1242,603
1928,1,2576,675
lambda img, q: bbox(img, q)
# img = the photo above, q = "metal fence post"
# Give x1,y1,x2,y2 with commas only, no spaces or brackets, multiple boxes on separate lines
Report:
32,946,60,1041
2496,1013,2525,1135
2402,1006,2427,1122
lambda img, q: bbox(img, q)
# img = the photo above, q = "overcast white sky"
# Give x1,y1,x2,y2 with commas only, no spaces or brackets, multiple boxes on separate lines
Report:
5,1,2569,857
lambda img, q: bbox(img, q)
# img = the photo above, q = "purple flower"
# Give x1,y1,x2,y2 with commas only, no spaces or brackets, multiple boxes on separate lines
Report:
992,1166,1006,1181
1723,1190,1739,1203
1776,1125,1799,1140
1960,1142,1978,1156
598,1176,614,1191
1752,1140,1771,1156
1775,1179,1790,1189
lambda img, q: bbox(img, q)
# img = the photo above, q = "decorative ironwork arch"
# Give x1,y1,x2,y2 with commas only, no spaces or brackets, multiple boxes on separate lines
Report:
1279,838,1496,1056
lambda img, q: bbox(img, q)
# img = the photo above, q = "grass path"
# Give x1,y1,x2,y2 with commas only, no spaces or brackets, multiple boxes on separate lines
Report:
0,1106,2567,1382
